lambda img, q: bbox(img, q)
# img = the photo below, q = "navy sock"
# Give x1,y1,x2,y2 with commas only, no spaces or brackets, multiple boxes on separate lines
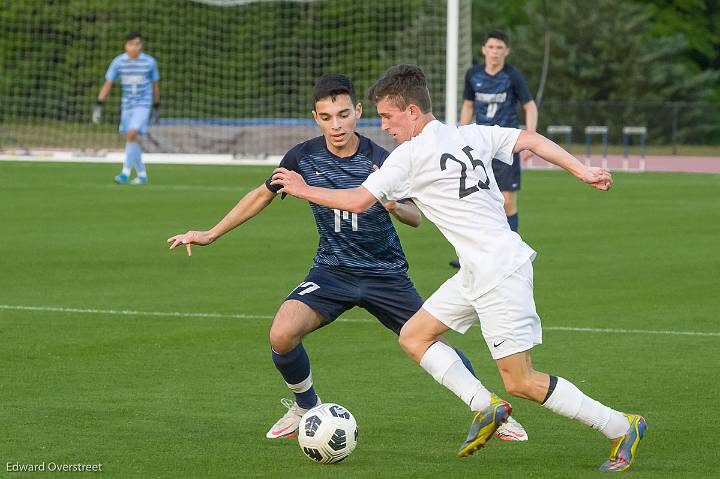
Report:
271,343,318,409
542,375,559,404
454,348,476,378
507,213,519,232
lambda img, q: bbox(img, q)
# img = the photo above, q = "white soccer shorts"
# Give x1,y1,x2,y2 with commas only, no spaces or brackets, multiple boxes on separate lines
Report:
423,260,542,360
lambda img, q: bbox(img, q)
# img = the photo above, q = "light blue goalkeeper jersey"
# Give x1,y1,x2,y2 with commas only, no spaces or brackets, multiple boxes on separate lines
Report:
105,52,159,109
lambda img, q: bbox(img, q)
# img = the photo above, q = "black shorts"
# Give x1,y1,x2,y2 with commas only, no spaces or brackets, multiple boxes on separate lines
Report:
492,152,521,192
285,266,424,335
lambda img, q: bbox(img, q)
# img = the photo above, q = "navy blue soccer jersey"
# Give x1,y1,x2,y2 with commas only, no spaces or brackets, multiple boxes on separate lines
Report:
265,134,409,274
463,63,533,128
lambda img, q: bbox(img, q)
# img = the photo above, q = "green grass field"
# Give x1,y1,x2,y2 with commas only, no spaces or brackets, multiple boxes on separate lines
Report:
1,161,719,478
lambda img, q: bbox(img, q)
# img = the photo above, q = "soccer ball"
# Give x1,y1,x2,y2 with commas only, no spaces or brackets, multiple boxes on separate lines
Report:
298,403,358,464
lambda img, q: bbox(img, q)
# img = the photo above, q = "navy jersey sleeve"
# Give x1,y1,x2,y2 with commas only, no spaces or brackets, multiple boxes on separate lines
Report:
265,143,302,193
510,67,533,105
463,67,475,101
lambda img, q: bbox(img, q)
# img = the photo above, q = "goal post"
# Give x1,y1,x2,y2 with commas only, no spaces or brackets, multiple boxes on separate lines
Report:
445,0,459,127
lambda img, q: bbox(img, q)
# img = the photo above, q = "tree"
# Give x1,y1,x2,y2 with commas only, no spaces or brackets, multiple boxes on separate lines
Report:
469,0,719,143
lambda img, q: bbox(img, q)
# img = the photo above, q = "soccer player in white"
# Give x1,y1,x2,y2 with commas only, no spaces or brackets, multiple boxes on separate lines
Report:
271,65,646,472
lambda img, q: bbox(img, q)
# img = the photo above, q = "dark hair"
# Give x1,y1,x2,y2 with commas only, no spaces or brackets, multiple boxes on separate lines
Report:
366,64,432,113
126,32,143,42
313,74,357,106
484,30,509,46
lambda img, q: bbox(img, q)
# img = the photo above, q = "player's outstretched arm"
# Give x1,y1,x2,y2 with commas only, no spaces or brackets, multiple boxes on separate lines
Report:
271,168,376,213
167,184,276,256
514,131,612,191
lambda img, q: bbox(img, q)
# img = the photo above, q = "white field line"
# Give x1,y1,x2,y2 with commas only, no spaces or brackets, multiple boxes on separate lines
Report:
1,304,719,337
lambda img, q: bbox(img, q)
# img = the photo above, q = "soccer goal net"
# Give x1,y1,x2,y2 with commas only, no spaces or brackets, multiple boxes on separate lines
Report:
0,0,471,158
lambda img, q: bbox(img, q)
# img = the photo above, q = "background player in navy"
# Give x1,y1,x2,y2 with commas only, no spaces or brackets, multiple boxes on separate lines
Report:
166,75,527,441
458,30,537,241
93,32,160,185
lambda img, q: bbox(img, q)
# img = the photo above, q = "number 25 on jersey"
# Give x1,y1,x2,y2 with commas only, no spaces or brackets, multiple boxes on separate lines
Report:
440,145,490,199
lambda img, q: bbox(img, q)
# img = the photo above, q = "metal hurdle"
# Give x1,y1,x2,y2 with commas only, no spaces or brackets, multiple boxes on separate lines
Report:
622,126,647,171
547,125,572,149
585,125,608,168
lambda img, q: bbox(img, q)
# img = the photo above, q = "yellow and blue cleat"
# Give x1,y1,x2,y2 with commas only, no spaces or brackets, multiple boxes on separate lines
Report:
457,394,512,457
599,414,647,472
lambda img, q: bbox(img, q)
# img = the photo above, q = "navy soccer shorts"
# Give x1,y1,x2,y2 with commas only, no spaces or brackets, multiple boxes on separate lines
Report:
492,152,521,192
285,266,424,335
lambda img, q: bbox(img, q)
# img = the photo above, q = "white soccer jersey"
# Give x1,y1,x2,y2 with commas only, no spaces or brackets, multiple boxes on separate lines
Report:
362,120,536,299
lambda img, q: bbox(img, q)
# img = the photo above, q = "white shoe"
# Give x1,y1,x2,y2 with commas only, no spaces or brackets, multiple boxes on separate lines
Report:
265,397,321,439
129,176,148,185
494,415,529,441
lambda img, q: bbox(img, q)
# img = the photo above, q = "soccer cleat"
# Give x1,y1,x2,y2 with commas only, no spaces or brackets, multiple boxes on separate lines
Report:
114,173,129,184
265,396,321,439
495,415,528,441
599,414,647,472
457,394,512,457
130,176,148,185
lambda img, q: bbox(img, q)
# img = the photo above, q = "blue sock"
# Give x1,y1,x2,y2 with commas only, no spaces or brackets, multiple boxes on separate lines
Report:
127,142,145,177
271,343,318,409
507,213,519,232
455,348,476,378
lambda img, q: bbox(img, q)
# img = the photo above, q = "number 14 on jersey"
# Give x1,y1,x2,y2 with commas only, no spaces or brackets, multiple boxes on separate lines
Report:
334,209,358,232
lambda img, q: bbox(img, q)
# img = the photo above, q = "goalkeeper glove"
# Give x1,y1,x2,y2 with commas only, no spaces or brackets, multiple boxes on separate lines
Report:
92,101,103,124
151,102,160,124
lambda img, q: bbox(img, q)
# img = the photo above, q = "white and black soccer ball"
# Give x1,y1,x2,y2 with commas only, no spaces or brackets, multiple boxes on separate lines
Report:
298,403,358,464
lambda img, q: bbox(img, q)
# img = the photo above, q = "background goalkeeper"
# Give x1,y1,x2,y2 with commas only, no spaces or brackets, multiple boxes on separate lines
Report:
93,32,160,185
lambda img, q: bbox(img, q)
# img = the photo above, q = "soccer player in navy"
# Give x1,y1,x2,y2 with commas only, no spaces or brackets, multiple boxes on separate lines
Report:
93,32,160,185
167,75,526,441
453,30,536,267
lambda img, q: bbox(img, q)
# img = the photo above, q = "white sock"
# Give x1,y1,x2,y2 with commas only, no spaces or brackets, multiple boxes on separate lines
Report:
542,376,630,439
286,372,313,394
419,342,492,411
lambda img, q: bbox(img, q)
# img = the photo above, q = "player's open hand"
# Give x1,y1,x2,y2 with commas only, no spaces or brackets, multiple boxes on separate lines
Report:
166,230,213,256
580,166,613,191
271,168,308,198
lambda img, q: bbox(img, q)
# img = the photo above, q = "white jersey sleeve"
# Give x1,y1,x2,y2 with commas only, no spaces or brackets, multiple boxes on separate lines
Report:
466,125,520,165
361,142,412,203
